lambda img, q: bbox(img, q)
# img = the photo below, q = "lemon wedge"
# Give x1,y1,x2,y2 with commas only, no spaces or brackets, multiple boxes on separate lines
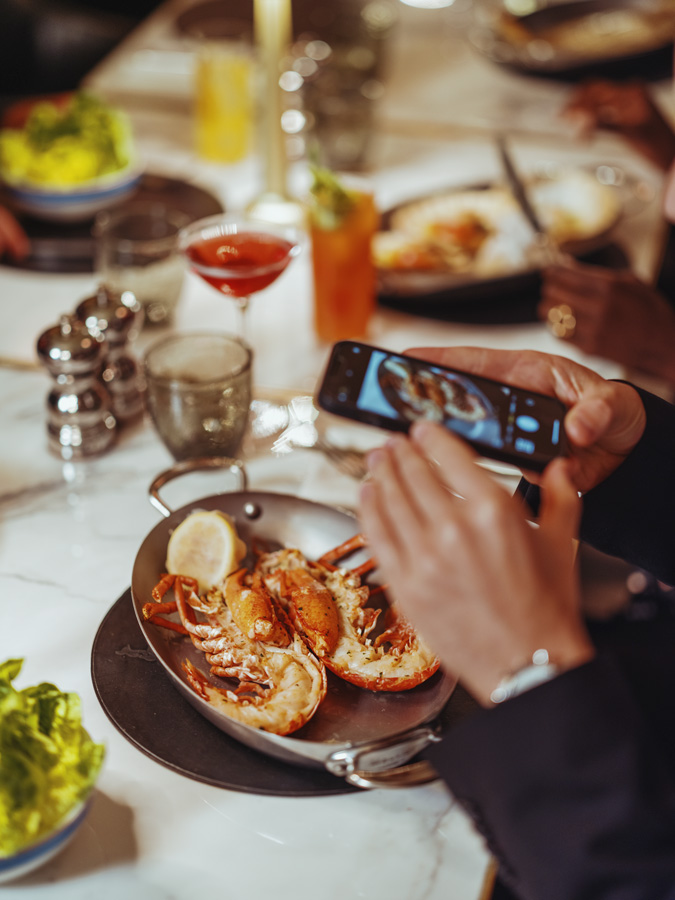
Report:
165,510,247,594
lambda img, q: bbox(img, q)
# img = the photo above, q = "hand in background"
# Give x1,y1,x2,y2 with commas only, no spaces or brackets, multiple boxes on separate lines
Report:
359,424,595,706
0,207,29,261
562,79,675,172
406,346,646,493
539,260,675,384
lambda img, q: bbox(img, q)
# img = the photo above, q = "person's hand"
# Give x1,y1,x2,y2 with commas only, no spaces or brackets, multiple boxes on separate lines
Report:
0,207,29,261
562,79,675,171
539,260,675,384
359,424,595,706
406,346,646,493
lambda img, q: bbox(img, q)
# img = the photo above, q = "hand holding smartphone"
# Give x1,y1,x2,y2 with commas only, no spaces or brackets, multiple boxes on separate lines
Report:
316,341,568,472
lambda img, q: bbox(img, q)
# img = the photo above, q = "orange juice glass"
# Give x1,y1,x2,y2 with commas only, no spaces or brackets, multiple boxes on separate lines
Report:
310,185,379,343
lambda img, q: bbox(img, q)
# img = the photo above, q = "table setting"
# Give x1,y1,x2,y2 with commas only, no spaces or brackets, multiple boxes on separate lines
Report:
1,0,673,895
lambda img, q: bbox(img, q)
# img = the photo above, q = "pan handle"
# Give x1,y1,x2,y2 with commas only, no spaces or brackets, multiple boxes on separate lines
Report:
148,457,248,518
326,726,442,789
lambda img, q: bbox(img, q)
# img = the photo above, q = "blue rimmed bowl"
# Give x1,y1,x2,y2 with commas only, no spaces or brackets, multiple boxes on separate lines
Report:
0,794,93,884
3,163,142,223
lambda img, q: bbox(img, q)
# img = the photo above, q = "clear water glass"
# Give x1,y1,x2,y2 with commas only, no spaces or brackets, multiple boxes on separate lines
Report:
144,332,252,460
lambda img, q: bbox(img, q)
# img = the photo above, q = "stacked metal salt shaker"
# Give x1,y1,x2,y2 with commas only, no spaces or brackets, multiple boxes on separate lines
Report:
36,314,118,459
75,287,145,425
36,287,144,459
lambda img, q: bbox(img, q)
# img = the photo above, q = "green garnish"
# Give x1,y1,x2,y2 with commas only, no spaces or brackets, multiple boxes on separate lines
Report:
308,165,358,230
0,658,105,856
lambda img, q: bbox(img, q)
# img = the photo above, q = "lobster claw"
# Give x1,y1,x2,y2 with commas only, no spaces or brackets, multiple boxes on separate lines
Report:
317,533,376,579
224,568,289,645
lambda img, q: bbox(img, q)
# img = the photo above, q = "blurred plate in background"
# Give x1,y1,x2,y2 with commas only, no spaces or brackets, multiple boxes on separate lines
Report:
2,174,224,274
468,0,675,76
375,165,622,296
375,163,645,323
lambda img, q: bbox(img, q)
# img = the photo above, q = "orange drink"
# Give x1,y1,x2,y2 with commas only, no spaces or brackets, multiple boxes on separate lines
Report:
309,172,379,343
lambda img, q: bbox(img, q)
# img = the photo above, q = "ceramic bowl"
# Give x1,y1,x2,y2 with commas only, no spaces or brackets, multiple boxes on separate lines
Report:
3,164,142,223
0,795,93,884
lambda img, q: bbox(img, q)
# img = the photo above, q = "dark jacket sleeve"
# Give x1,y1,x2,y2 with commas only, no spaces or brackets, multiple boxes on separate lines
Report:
427,386,675,900
520,386,675,585
426,655,675,900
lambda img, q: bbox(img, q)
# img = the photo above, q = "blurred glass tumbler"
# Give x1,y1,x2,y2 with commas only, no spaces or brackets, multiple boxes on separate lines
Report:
144,332,252,460
94,203,190,327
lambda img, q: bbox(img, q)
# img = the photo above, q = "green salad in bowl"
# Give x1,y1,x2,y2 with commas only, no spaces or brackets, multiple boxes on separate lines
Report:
0,92,141,221
0,658,104,881
0,91,134,186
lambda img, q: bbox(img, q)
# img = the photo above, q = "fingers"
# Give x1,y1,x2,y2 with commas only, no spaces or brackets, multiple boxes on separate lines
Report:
0,208,29,260
405,346,497,375
562,80,649,128
366,438,431,533
538,264,628,353
360,434,444,575
565,383,645,457
543,259,628,289
358,479,403,577
361,425,501,568
538,458,581,549
409,420,502,503
564,396,613,447
403,346,557,395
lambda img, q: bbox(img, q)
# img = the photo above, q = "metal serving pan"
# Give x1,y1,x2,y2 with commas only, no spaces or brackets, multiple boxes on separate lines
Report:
130,458,456,789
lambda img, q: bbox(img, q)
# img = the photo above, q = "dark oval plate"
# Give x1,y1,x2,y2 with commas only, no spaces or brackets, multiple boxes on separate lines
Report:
3,173,224,274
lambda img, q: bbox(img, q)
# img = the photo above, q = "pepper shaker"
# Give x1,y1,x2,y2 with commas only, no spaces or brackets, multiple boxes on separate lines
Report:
36,314,117,459
75,286,145,425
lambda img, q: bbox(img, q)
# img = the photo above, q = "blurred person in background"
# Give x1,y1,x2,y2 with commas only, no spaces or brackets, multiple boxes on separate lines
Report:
540,80,675,389
359,344,675,900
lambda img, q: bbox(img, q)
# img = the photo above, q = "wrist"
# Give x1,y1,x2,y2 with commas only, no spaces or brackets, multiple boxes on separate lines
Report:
490,648,559,704
487,640,595,706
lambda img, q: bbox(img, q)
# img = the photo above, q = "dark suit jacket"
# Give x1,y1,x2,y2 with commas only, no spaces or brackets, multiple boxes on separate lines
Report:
424,387,675,900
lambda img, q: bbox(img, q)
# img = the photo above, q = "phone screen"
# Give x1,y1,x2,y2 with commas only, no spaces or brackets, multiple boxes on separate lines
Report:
317,341,567,471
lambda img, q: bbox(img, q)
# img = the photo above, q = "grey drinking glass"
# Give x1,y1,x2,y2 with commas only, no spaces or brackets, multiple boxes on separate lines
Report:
143,332,252,460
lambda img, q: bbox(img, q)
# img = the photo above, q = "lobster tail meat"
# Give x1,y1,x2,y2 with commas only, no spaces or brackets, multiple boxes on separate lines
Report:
256,549,339,657
258,543,441,692
149,570,327,736
321,566,440,691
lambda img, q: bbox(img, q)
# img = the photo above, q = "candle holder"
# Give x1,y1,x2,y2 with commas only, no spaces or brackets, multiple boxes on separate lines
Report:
247,0,304,228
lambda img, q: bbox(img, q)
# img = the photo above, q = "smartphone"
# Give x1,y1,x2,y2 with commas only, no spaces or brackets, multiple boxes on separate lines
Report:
316,341,568,472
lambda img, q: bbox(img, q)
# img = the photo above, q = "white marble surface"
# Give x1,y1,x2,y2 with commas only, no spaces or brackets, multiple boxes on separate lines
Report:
0,364,492,899
1,1,673,895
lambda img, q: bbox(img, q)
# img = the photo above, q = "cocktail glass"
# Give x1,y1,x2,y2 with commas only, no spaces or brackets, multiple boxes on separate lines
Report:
178,213,302,341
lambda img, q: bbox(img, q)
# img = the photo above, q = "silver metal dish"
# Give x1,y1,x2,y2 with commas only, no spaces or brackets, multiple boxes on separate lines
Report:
131,458,456,789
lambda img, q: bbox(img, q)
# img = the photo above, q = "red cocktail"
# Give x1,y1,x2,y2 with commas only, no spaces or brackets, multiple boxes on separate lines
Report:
179,214,301,338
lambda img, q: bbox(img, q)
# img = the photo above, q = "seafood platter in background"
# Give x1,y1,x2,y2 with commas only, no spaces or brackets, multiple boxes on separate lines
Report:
131,489,455,785
0,91,141,222
468,0,675,75
374,165,622,301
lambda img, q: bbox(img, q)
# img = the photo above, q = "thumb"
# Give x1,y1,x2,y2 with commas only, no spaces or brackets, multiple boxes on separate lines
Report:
564,396,613,448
